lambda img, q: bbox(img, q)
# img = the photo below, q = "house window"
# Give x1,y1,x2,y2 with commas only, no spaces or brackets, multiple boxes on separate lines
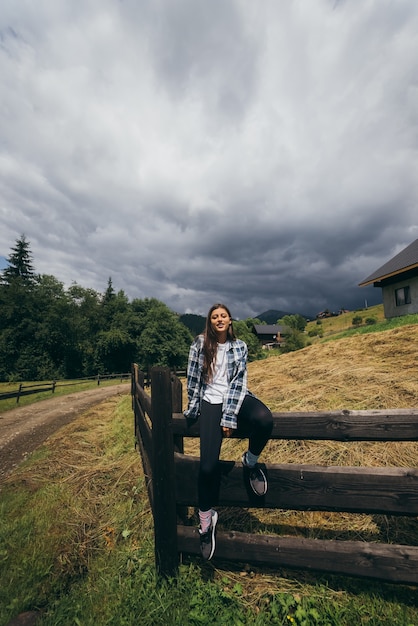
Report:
395,286,411,306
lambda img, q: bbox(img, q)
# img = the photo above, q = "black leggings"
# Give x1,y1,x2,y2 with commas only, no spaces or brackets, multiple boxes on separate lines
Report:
198,394,273,512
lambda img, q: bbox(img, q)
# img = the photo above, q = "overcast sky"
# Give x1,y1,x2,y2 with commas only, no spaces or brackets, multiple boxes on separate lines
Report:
1,0,417,319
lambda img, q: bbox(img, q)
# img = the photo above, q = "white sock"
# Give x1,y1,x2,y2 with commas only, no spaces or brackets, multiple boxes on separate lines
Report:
199,509,213,533
244,450,259,468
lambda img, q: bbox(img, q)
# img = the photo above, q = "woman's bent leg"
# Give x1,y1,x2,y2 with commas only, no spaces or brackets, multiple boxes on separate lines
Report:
237,394,273,456
237,394,273,496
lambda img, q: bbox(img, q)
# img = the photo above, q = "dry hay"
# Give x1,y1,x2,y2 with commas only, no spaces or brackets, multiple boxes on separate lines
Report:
11,396,139,489
5,395,153,577
248,324,418,412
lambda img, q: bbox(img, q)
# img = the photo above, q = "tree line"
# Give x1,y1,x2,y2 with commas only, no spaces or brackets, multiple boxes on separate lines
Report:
0,236,195,381
0,236,270,382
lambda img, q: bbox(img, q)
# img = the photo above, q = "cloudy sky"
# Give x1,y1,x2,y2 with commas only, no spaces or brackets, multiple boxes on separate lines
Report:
1,0,417,319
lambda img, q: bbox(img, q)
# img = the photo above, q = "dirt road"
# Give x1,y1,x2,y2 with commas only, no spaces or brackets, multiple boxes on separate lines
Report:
0,383,130,483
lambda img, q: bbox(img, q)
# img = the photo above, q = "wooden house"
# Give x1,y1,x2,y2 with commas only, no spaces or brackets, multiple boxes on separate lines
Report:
359,238,418,318
252,324,287,349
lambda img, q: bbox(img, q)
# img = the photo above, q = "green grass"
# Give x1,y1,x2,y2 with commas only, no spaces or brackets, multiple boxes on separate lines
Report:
305,304,385,338
321,312,418,343
1,396,418,625
305,305,418,345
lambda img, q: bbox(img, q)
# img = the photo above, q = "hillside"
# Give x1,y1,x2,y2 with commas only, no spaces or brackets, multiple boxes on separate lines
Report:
305,303,385,340
247,321,418,412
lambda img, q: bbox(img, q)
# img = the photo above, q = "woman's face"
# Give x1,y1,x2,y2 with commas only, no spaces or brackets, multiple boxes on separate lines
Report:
210,307,231,339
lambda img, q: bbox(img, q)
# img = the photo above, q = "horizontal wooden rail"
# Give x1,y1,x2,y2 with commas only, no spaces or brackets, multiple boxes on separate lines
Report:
0,382,57,403
173,410,418,441
134,384,152,418
177,526,418,585
133,396,153,507
174,453,418,515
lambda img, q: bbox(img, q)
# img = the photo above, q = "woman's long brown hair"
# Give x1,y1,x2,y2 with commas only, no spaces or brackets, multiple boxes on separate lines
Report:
202,303,236,382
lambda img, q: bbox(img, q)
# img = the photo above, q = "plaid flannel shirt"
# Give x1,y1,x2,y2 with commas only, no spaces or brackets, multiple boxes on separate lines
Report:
184,334,250,429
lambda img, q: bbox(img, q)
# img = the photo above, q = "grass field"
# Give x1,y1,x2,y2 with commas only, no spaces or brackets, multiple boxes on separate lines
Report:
305,304,386,340
1,320,418,625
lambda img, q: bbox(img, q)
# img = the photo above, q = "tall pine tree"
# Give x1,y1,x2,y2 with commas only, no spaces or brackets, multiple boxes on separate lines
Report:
1,234,36,287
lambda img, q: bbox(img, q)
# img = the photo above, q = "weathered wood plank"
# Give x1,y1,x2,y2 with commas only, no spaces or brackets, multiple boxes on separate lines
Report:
172,410,418,441
131,363,144,393
135,422,153,512
177,526,418,584
171,375,184,454
151,368,178,577
134,396,152,459
134,384,151,418
174,453,418,515
132,368,154,511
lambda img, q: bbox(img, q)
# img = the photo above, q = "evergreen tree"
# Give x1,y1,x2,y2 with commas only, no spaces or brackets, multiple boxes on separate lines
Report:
0,236,38,379
1,234,35,287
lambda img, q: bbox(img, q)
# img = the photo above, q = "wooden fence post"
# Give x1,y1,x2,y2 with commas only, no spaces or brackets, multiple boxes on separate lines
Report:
131,364,144,401
151,367,178,578
171,374,188,523
131,364,144,435
171,374,183,453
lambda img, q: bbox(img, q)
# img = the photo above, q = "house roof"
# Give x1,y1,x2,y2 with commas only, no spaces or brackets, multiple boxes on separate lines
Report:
359,238,418,287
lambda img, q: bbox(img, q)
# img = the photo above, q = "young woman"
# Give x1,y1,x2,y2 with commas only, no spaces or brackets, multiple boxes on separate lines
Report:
184,303,273,560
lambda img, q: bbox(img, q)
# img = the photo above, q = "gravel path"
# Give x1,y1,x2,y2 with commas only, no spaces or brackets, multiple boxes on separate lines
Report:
0,383,130,483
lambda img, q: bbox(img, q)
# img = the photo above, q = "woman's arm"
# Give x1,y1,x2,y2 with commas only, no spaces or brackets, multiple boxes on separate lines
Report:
184,336,204,420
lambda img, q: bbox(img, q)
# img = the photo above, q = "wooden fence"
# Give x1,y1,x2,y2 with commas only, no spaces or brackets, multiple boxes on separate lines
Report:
0,381,57,403
131,364,418,583
0,373,131,404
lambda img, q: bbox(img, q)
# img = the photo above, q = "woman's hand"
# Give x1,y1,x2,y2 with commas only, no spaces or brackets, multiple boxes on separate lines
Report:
222,427,234,438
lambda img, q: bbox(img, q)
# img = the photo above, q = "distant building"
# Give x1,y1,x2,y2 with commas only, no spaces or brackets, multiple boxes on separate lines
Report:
359,238,418,319
252,324,287,349
316,309,350,319
316,309,337,319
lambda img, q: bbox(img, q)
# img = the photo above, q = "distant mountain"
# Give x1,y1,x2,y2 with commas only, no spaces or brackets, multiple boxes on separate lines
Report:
179,313,206,336
256,309,312,324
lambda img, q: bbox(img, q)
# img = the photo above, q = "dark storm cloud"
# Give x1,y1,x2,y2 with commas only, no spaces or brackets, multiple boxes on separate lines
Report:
0,0,417,319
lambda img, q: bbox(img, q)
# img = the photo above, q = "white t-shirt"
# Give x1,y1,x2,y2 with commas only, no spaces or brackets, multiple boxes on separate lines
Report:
203,341,230,404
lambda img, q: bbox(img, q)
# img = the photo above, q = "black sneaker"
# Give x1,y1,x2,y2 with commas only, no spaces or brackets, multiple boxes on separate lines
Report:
242,453,267,496
199,509,218,560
